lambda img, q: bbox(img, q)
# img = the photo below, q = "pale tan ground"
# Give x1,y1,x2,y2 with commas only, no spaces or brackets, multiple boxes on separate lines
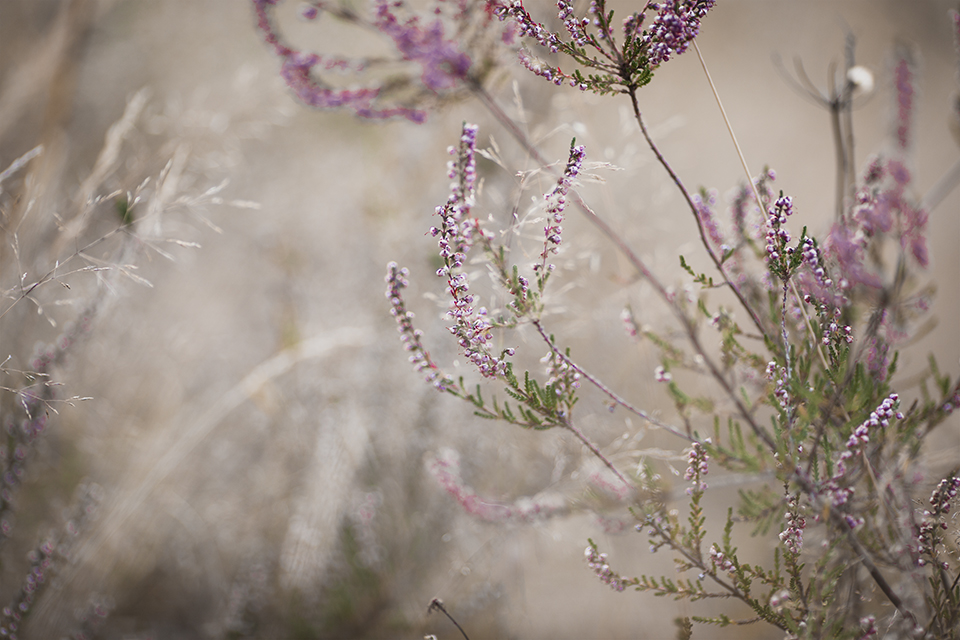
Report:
0,1,957,639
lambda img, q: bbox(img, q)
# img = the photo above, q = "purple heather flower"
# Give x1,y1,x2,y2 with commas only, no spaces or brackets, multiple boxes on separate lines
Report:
693,189,723,253
928,475,960,519
830,393,901,485
385,262,455,391
824,223,882,289
620,307,640,340
495,2,590,90
766,360,791,413
769,589,791,610
496,1,562,52
433,124,513,379
858,615,878,640
915,476,959,565
256,0,491,122
641,1,717,68
373,0,473,93
585,544,628,592
428,448,566,523
298,3,319,20
842,393,901,455
540,143,586,265
764,194,795,270
557,0,590,47
893,49,915,151
800,237,832,290
709,544,734,573
683,441,709,494
778,493,805,556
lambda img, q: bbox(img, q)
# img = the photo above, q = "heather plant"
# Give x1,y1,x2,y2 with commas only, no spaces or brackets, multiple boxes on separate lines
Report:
257,0,960,637
1,1,955,638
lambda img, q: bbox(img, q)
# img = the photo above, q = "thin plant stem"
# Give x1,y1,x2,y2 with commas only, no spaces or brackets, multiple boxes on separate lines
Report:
428,599,470,640
562,417,633,492
624,81,770,343
532,319,695,444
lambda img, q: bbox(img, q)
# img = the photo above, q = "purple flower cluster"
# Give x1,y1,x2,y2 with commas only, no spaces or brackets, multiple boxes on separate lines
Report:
2,309,96,536
539,143,586,265
558,0,589,46
916,474,960,567
800,238,831,290
846,157,930,269
769,589,791,610
494,2,589,89
824,223,879,289
385,262,454,391
433,124,513,378
801,297,853,348
255,0,490,122
928,475,960,518
709,544,734,573
0,482,101,639
778,493,805,556
585,544,628,591
495,1,560,51
893,50,915,151
254,0,429,122
373,0,473,92
683,441,709,494
858,615,878,640
639,1,717,68
764,194,794,268
428,448,566,523
0,537,54,638
840,393,902,464
818,394,902,526
766,360,790,413
515,49,584,88
693,188,724,254
620,306,640,340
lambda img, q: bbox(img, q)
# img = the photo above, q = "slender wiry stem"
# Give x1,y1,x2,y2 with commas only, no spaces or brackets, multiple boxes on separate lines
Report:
562,418,633,491
428,599,470,640
625,81,770,343
532,320,694,443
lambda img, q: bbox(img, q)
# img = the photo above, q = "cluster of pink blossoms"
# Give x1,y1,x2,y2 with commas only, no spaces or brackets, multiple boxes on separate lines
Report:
385,262,453,391
427,449,566,524
764,194,794,267
637,0,717,67
709,544,735,574
683,441,709,494
539,143,586,266
495,1,588,90
816,394,902,528
585,545,628,592
840,393,902,465
779,493,806,556
916,474,960,567
432,124,513,378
